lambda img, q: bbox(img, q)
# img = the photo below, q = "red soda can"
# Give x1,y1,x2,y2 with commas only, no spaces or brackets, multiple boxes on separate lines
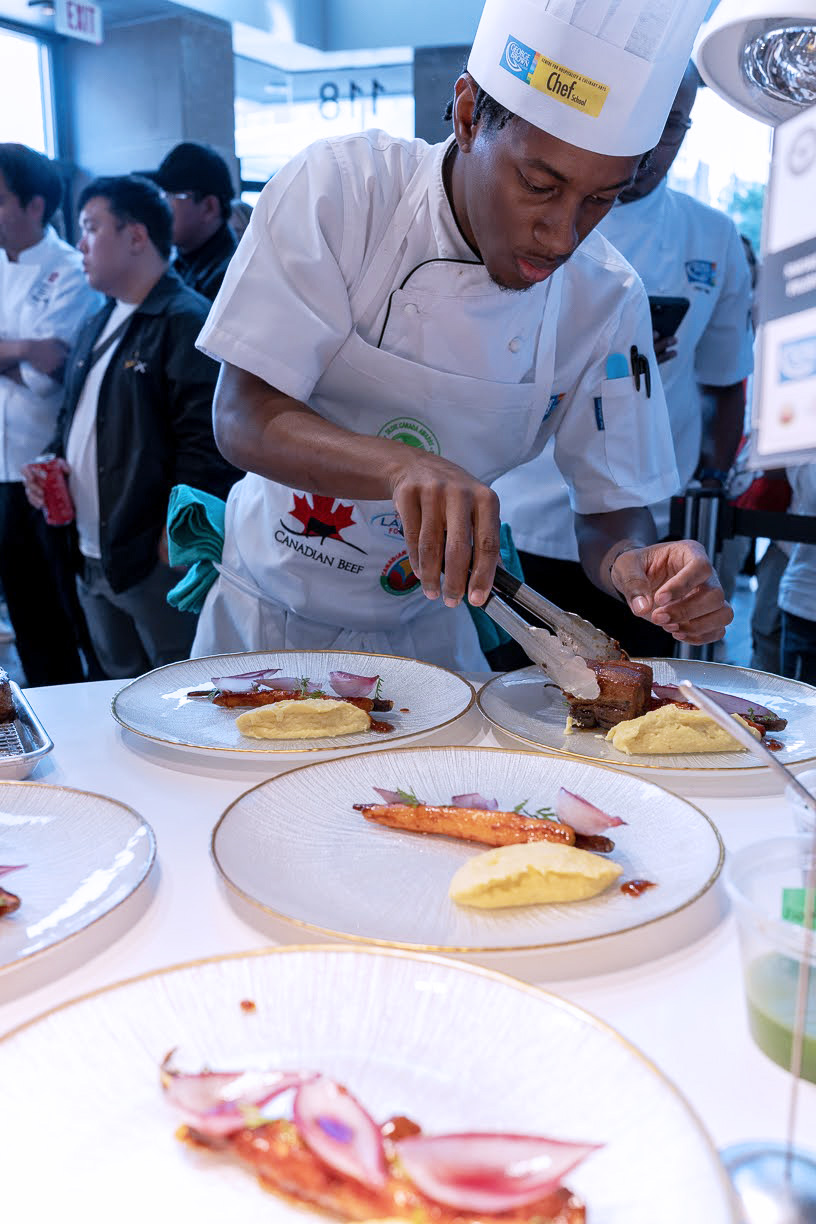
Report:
32,454,75,527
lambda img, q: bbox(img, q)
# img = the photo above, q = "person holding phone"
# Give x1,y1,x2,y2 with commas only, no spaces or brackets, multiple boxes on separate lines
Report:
493,62,754,659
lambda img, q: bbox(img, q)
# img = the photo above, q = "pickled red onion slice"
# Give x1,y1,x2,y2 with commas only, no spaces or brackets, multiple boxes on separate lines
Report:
161,1053,316,1137
256,676,321,693
372,788,403,805
555,789,626,835
329,671,379,698
293,1076,387,1188
396,1132,600,1212
0,864,25,878
451,793,498,810
210,668,281,693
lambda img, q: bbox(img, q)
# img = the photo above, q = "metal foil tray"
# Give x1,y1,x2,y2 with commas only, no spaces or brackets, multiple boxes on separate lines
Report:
0,682,54,780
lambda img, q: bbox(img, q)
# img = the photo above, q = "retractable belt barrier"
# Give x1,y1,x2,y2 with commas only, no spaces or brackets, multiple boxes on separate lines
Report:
668,488,816,661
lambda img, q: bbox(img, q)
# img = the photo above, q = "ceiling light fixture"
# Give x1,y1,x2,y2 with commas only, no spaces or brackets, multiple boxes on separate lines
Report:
696,0,816,124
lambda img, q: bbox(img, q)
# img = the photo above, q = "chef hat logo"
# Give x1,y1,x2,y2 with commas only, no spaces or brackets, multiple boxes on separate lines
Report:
505,40,533,73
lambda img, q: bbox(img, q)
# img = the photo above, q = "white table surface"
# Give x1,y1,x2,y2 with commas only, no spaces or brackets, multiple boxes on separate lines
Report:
1,677,814,1167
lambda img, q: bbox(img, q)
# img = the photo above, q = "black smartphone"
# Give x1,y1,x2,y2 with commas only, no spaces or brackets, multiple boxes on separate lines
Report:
649,295,690,340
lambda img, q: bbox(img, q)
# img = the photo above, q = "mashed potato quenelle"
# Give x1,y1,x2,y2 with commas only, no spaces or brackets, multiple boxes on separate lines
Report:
605,704,760,755
449,842,622,909
235,698,371,740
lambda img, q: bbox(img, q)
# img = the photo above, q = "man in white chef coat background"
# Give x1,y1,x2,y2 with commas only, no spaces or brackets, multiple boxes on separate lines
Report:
0,143,104,685
493,61,754,660
191,0,733,671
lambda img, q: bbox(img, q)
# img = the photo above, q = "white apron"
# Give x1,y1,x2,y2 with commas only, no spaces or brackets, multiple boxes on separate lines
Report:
193,144,564,671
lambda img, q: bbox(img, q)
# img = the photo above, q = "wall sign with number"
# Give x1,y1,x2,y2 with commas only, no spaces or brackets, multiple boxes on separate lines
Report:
319,79,387,119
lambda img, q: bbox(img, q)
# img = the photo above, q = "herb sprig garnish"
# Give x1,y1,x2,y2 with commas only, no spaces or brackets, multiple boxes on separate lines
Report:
513,798,556,821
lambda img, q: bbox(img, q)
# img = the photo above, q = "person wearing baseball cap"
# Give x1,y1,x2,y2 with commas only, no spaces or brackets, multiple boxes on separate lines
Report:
190,0,732,670
152,141,236,301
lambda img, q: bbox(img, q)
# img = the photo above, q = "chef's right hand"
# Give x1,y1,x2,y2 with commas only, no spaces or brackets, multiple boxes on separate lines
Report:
653,330,678,365
390,455,500,609
21,457,70,510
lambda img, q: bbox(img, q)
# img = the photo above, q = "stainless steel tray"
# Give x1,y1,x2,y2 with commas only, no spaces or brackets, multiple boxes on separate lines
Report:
0,682,54,780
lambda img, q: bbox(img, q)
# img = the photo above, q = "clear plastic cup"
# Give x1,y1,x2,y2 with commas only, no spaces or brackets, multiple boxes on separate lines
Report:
786,769,816,836
726,836,816,1082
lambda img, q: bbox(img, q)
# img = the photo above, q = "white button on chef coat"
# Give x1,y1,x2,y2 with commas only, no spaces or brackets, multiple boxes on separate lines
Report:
0,227,103,482
495,178,754,556
194,131,678,666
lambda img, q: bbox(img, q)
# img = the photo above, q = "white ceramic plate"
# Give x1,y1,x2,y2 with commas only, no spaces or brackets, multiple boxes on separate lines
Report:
478,659,816,772
212,745,723,952
112,650,474,761
0,946,737,1222
0,780,155,972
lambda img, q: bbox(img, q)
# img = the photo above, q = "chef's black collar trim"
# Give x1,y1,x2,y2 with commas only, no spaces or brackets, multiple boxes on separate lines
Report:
376,257,482,349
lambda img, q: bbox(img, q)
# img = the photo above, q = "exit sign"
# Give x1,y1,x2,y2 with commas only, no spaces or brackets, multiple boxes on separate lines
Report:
55,0,103,45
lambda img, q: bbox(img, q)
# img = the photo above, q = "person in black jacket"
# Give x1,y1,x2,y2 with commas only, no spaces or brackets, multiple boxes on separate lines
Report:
150,142,237,302
22,175,239,679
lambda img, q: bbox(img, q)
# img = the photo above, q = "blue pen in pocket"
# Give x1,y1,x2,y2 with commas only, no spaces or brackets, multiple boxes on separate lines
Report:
596,353,630,429
605,352,630,380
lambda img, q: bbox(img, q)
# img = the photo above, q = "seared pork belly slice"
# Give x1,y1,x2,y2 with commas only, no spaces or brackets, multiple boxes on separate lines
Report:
566,660,653,730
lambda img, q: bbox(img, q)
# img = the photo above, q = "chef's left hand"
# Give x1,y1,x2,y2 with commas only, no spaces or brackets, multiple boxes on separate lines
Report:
610,540,733,644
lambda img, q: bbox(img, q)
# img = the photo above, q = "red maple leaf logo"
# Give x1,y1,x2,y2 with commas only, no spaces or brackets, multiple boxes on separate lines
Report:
283,494,367,554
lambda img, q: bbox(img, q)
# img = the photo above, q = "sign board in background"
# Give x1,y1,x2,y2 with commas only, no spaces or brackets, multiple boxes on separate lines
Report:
754,104,816,467
55,0,103,45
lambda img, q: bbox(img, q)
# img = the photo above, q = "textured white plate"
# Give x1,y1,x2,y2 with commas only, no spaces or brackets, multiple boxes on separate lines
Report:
212,746,723,952
479,659,816,772
0,947,737,1222
0,780,155,972
112,650,474,761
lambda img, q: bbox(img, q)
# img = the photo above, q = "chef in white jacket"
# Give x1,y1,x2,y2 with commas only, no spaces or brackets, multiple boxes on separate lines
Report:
193,0,732,670
0,143,104,685
493,62,753,657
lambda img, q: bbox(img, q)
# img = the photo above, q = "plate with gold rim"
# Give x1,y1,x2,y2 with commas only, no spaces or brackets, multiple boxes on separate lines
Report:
112,650,474,762
0,946,737,1222
211,745,723,953
478,659,816,773
0,779,155,972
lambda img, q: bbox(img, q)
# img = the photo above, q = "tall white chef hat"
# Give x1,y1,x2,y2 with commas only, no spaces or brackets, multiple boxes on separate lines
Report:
468,0,713,156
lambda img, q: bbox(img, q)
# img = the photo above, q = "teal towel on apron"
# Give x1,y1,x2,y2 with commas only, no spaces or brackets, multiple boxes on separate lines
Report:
467,522,524,654
166,484,226,614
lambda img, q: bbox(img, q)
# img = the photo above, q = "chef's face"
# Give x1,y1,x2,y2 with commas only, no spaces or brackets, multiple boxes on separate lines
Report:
450,75,640,292
0,171,43,260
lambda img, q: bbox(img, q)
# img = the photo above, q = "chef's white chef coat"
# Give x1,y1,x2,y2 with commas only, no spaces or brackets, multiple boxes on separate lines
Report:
0,227,103,482
494,179,754,556
779,464,816,624
193,130,678,669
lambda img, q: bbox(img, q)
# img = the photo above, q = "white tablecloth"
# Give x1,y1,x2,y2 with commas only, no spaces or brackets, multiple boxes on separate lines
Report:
1,677,814,1162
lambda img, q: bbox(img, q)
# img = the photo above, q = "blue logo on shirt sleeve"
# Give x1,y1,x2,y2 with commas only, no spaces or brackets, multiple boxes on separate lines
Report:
686,259,717,287
500,36,536,82
542,392,564,421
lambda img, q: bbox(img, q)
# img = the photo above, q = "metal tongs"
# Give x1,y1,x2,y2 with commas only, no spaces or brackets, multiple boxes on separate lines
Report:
482,565,626,698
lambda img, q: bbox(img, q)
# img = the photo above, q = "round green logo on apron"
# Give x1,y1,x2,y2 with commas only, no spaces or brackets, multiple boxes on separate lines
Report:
378,417,441,454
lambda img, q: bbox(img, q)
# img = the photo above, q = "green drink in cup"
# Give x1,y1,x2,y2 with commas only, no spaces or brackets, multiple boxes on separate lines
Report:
727,837,816,1082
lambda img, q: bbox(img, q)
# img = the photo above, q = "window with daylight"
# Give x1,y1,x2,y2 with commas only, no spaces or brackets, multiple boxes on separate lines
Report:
235,55,415,197
668,84,773,257
0,25,55,155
